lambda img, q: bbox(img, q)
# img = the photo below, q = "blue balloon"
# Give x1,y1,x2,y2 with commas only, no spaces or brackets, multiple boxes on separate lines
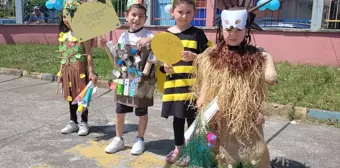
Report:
45,1,53,9
268,0,280,11
257,0,280,11
257,0,267,11
57,0,64,7
54,1,63,11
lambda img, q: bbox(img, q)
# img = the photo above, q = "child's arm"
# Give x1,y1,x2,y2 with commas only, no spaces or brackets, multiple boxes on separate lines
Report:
197,83,206,109
260,48,278,85
84,40,98,84
182,29,209,62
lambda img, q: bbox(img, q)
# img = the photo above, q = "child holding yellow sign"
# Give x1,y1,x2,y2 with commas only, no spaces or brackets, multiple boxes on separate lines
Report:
102,0,156,156
57,0,98,136
157,0,210,164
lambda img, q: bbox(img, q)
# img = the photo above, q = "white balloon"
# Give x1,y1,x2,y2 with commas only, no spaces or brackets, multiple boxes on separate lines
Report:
49,0,56,4
164,4,172,14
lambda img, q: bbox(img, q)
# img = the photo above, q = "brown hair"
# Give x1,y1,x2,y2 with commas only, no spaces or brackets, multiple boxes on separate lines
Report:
126,4,147,15
172,0,196,10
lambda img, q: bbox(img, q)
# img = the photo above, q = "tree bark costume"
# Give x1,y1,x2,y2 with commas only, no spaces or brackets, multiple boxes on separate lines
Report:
58,31,89,102
57,1,89,102
180,0,278,167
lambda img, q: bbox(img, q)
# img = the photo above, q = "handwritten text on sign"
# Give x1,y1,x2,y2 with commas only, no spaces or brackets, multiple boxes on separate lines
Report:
70,0,121,42
151,32,184,65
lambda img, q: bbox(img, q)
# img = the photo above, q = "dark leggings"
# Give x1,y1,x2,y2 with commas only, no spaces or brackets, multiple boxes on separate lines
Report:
173,117,195,146
69,101,88,124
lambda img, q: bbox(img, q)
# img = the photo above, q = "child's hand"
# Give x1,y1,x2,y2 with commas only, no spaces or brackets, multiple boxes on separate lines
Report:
254,112,265,125
100,38,108,47
89,72,98,85
181,51,196,62
57,76,63,84
164,64,173,74
137,37,152,48
197,96,204,109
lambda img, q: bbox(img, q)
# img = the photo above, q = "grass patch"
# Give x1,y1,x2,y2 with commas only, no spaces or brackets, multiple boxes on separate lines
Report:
268,62,340,111
1,44,340,111
0,44,113,80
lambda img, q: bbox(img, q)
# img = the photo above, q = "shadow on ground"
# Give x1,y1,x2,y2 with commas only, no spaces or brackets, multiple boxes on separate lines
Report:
0,76,22,84
145,139,174,156
90,124,138,141
271,157,310,168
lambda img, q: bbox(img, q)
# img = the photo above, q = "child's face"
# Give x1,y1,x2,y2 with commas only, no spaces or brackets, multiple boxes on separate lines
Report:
62,10,71,29
125,7,147,31
223,28,246,46
171,3,195,27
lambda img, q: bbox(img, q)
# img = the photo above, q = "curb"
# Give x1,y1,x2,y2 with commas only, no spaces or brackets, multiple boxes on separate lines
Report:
1,67,340,120
307,109,340,120
0,67,110,89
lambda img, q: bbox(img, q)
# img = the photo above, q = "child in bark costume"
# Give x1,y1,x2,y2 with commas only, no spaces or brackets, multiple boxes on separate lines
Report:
180,0,278,167
102,0,157,155
57,0,98,136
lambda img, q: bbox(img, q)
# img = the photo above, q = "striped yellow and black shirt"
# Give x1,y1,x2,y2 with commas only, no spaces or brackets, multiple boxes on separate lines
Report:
161,26,209,119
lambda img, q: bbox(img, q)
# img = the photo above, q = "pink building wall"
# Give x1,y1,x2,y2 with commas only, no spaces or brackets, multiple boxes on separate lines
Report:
1,24,340,66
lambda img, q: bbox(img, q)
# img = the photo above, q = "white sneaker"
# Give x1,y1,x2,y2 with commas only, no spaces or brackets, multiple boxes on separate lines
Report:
105,136,124,154
61,121,79,134
78,122,89,136
131,137,145,155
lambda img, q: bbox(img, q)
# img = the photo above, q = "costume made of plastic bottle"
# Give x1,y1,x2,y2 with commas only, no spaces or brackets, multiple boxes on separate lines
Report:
57,31,89,102
108,42,156,108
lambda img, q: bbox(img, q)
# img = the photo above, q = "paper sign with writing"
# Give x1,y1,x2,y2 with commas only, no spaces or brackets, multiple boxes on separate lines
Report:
70,0,121,42
151,32,184,65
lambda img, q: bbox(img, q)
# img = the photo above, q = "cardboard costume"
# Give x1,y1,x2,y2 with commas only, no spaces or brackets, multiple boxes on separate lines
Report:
105,0,156,108
109,43,156,108
180,0,278,167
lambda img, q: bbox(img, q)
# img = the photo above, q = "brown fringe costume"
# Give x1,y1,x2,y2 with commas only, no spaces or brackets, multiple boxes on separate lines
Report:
192,40,277,167
59,42,88,102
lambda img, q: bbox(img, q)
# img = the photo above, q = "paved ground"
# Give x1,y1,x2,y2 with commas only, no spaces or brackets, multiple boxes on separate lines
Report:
0,74,339,168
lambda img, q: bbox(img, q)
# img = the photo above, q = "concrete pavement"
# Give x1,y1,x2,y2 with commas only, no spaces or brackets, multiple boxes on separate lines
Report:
0,75,339,168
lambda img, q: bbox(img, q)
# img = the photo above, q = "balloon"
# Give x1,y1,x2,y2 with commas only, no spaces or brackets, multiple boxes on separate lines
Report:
256,0,280,11
49,0,56,4
164,4,172,14
57,0,64,5
45,1,53,9
54,1,63,11
268,0,280,11
257,0,268,11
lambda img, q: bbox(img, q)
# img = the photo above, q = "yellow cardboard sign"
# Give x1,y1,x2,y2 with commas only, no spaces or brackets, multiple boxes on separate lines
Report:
70,0,121,42
156,63,166,94
151,32,183,65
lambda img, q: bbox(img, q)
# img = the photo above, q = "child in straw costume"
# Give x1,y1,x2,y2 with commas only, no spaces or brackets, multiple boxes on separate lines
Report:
180,0,278,167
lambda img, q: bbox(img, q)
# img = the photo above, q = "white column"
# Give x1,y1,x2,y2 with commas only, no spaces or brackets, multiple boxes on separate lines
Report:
311,0,325,29
145,0,152,26
15,0,24,24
